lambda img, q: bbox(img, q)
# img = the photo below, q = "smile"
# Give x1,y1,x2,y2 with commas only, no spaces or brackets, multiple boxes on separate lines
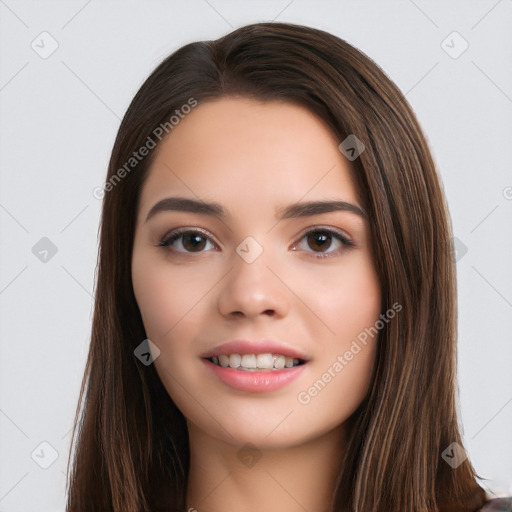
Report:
208,353,305,371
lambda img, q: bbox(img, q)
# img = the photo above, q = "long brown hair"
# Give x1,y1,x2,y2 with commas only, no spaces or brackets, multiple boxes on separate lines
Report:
66,22,487,511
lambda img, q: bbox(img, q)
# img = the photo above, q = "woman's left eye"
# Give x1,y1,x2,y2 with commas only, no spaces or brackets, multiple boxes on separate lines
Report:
292,228,355,259
157,227,354,258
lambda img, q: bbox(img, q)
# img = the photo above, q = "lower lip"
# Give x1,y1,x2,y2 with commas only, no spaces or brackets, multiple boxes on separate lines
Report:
202,359,307,393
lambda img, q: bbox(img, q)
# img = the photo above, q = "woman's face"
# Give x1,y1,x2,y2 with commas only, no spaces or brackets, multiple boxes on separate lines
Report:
132,97,381,449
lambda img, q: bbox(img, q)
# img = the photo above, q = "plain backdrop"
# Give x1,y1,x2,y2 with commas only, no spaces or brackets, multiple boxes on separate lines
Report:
0,1,511,510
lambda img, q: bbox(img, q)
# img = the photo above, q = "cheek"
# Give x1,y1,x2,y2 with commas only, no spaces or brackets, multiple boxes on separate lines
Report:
335,271,381,342
131,249,212,341
298,345,376,431
293,257,381,414
291,255,381,344
132,259,173,340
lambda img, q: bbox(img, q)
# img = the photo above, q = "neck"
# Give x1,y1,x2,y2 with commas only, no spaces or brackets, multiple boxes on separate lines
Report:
186,424,347,512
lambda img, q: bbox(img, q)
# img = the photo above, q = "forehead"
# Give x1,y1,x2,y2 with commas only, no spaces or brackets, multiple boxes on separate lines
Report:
138,97,360,216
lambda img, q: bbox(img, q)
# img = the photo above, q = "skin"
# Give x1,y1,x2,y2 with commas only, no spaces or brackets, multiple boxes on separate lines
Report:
131,97,381,512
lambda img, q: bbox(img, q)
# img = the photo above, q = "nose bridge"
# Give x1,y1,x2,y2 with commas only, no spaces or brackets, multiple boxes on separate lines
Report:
217,234,288,318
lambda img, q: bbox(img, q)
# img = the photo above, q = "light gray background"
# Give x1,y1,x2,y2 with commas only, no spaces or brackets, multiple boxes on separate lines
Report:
1,1,511,510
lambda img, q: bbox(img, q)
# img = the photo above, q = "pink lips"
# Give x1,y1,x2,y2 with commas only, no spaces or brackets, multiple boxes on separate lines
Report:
201,339,309,393
203,359,306,392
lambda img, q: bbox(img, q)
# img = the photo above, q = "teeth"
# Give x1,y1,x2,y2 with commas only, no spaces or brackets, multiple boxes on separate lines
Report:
229,353,241,368
211,353,302,370
256,353,273,369
241,354,256,368
274,355,285,369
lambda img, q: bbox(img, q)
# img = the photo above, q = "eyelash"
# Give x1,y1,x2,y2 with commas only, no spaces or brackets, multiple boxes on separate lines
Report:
156,226,355,259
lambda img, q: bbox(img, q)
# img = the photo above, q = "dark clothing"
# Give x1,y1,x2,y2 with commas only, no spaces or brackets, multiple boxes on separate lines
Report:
481,497,512,511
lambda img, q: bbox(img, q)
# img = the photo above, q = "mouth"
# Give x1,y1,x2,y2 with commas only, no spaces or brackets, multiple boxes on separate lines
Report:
206,353,306,371
201,339,309,392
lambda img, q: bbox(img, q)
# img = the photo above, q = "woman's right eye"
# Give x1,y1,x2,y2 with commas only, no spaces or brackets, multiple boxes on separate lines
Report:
157,229,217,253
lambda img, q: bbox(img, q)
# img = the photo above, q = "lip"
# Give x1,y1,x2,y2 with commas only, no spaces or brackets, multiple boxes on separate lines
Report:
202,358,307,393
201,339,309,361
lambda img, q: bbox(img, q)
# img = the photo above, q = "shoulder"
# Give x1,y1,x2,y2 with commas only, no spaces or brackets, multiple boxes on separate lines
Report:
481,497,512,511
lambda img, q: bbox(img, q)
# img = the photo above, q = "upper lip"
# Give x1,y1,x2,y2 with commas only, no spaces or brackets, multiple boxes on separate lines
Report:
201,340,309,361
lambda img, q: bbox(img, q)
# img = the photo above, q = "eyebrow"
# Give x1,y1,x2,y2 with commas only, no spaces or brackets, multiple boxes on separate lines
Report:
145,196,367,223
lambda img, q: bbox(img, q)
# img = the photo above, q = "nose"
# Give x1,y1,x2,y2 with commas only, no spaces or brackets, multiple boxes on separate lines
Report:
217,249,290,320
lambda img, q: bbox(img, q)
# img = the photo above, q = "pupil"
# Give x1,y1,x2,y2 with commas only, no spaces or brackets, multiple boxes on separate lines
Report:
184,234,206,251
308,233,331,252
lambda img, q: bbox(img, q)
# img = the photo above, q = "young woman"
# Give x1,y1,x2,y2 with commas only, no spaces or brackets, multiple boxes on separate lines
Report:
65,22,511,512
